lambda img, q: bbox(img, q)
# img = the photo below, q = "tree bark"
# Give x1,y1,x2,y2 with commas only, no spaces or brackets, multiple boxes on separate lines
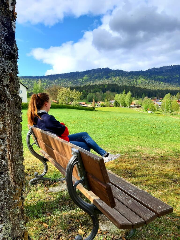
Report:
0,1,28,239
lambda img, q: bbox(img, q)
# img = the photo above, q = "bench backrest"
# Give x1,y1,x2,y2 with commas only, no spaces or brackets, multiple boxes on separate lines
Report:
31,127,115,208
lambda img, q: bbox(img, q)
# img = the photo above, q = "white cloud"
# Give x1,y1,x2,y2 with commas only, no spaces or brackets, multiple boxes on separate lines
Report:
92,5,180,51
30,32,100,75
16,0,120,26
24,0,180,74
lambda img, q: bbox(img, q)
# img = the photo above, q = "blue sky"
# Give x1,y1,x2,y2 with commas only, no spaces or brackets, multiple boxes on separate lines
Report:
16,15,101,76
16,0,180,76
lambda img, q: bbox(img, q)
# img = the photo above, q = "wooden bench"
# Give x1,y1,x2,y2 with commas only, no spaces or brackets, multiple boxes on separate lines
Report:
27,126,173,240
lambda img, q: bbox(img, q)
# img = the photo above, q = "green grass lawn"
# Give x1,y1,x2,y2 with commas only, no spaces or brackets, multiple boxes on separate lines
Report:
22,107,180,240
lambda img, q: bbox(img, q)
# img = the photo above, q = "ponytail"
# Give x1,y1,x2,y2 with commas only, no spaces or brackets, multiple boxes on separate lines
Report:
27,93,49,126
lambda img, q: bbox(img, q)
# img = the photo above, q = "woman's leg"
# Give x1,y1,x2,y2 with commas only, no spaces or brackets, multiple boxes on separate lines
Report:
70,141,90,152
68,132,107,156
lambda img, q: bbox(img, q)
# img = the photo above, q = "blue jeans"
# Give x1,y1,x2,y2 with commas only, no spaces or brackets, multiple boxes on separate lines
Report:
68,132,106,156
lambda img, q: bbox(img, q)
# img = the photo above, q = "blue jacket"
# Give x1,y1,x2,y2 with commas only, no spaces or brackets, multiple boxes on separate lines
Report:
34,112,65,137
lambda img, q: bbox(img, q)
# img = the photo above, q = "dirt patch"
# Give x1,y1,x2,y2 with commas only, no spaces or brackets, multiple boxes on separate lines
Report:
48,182,67,193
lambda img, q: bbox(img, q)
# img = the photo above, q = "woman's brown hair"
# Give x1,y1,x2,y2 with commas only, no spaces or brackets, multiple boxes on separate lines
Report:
27,93,49,126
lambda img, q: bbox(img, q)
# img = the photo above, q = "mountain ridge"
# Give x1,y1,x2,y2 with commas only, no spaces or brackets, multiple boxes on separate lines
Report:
20,65,180,93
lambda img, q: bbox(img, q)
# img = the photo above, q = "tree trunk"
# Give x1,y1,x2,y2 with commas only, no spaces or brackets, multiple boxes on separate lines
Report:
0,1,28,239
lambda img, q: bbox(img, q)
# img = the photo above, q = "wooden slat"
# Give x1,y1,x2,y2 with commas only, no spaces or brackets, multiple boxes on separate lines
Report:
33,128,110,184
39,140,79,179
75,184,100,203
87,173,115,208
108,171,173,216
53,149,79,179
37,151,100,205
33,127,72,159
37,129,55,146
114,199,145,228
41,150,66,176
38,139,56,159
93,198,133,229
79,150,110,184
32,127,43,144
51,137,72,159
111,185,156,224
38,136,115,207
32,127,79,179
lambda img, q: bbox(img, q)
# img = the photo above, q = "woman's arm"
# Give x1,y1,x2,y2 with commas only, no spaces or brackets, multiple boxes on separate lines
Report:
45,115,66,136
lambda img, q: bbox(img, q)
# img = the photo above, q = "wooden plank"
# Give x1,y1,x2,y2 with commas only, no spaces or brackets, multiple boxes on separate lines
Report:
53,149,79,180
111,185,156,224
32,127,43,143
41,150,66,176
51,137,72,159
87,173,115,208
39,130,58,150
108,171,173,216
79,150,110,184
93,198,133,229
40,151,99,205
33,127,72,159
38,139,56,160
114,199,145,228
39,140,79,179
33,128,111,183
76,184,100,204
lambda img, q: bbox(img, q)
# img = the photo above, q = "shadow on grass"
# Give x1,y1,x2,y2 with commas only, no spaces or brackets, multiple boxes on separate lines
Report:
24,154,180,240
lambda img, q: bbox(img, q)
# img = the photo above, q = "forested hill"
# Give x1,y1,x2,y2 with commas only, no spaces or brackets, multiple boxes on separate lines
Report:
20,65,180,92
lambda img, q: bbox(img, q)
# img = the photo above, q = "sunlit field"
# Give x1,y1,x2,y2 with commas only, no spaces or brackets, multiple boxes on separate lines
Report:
22,107,180,240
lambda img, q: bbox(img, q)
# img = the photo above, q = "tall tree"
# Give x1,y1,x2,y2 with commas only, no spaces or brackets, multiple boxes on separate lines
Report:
33,79,45,94
119,90,126,107
46,84,62,101
142,97,153,111
171,100,179,112
57,87,81,105
125,91,132,108
0,1,28,239
161,93,172,113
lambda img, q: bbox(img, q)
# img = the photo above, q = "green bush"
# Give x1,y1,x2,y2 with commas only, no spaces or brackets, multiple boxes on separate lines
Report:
21,103,95,111
52,104,95,111
21,103,29,109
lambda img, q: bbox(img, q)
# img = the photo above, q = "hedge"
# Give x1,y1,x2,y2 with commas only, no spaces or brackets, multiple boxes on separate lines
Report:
22,103,95,111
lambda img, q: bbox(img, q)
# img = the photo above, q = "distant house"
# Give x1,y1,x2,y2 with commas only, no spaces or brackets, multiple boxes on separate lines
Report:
110,100,115,105
79,102,88,107
153,99,162,107
177,100,180,105
19,83,28,103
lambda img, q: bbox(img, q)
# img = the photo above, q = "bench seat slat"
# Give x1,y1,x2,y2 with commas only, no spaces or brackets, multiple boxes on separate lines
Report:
111,185,156,223
94,199,134,229
108,171,173,216
113,199,145,228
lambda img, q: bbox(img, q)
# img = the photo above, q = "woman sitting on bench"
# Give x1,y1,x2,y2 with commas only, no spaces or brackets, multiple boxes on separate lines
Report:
27,93,120,162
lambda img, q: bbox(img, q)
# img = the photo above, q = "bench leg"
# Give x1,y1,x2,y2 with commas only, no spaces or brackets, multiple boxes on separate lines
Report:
126,229,136,239
29,165,51,185
27,128,52,185
66,151,99,240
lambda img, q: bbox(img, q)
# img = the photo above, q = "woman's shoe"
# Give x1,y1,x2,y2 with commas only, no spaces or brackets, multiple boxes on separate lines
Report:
103,153,120,163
